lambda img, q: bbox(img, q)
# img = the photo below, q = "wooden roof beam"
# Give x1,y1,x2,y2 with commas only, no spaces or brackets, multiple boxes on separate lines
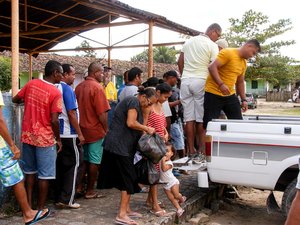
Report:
31,2,80,31
0,20,144,37
18,1,99,25
33,41,185,54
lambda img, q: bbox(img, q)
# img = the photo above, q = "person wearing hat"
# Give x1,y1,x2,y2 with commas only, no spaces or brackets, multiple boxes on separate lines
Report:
216,39,228,51
164,70,185,159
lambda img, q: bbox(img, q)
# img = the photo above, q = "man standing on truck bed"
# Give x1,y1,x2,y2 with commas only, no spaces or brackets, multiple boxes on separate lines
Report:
203,39,261,129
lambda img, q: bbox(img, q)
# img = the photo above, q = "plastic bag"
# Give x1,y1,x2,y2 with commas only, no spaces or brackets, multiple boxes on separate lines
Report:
135,158,159,185
138,133,166,164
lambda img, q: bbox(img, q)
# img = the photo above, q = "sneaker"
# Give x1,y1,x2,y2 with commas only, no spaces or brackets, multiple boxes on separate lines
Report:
55,202,80,209
192,153,206,164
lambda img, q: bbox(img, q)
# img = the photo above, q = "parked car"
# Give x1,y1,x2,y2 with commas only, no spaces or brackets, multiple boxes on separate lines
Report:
246,93,257,109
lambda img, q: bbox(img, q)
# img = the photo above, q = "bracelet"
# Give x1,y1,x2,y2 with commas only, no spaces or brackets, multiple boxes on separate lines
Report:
218,82,224,87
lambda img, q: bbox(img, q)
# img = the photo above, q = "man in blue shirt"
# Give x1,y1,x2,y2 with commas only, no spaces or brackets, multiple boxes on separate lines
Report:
55,64,85,209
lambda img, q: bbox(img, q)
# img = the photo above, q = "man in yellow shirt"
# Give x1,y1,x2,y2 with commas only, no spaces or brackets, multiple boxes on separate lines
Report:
203,39,261,129
103,66,117,126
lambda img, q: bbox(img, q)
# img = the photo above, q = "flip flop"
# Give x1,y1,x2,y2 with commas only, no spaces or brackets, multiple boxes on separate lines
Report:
25,209,51,225
176,208,185,217
84,193,105,199
179,196,187,204
115,217,138,225
149,209,167,217
127,211,142,218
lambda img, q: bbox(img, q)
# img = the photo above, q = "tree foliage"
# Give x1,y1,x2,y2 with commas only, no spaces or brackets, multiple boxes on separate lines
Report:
75,40,97,58
0,57,12,91
131,46,178,64
224,10,297,86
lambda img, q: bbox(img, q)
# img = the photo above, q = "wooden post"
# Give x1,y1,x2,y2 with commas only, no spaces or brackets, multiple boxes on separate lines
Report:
28,53,33,80
148,20,154,78
11,0,19,96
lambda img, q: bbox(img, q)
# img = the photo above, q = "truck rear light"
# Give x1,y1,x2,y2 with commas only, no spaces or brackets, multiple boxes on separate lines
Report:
205,135,212,162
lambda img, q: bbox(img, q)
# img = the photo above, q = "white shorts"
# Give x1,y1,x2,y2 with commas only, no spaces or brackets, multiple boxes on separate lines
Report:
163,178,179,190
180,78,206,123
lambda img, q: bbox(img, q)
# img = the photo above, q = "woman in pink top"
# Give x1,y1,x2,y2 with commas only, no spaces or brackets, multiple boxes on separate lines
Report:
144,83,172,217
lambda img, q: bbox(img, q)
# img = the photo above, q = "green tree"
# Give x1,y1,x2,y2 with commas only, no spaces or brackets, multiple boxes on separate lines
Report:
224,10,297,86
131,46,178,64
75,40,97,58
0,57,12,91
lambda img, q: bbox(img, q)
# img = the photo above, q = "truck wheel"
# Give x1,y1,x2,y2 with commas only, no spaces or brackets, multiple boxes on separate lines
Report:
282,178,297,216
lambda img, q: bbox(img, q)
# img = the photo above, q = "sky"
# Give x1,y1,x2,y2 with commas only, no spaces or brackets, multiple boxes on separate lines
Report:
51,0,300,61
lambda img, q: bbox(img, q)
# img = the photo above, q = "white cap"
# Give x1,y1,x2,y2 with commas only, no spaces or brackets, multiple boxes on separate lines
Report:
216,39,228,49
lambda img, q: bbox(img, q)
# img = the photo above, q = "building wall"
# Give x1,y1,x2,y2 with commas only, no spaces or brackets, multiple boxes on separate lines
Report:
246,79,266,96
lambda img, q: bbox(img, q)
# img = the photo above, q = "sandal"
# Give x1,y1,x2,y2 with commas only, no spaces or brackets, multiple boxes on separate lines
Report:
84,193,105,199
149,209,167,217
115,217,138,225
177,208,184,217
127,211,142,218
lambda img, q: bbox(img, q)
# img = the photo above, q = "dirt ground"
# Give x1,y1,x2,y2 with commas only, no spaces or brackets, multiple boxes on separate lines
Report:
204,99,298,225
244,98,300,116
206,187,286,225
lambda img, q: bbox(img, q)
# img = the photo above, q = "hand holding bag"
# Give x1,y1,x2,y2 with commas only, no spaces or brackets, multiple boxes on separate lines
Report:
135,158,159,185
138,133,166,164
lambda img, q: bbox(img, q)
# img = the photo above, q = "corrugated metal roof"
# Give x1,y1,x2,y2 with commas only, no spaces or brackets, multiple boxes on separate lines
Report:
0,0,200,54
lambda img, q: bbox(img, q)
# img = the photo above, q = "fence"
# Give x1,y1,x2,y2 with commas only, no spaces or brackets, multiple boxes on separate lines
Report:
266,91,292,102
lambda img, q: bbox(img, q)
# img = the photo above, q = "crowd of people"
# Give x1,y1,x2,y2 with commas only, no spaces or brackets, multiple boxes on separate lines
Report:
0,22,267,225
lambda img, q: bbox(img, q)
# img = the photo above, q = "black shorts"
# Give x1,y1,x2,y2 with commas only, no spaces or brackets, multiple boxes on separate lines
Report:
203,92,242,129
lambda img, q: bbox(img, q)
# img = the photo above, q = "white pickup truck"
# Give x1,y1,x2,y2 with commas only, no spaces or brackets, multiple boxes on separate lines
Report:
204,115,300,215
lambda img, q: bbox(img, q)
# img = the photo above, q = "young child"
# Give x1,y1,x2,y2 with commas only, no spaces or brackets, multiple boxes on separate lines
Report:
160,142,186,217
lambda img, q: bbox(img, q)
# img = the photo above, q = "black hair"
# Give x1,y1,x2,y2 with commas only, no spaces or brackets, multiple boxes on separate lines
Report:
158,79,164,84
156,82,172,94
246,39,261,52
163,70,178,79
62,64,74,74
88,61,102,74
44,60,62,77
147,77,159,87
206,23,222,34
128,67,143,82
165,141,176,161
137,86,156,98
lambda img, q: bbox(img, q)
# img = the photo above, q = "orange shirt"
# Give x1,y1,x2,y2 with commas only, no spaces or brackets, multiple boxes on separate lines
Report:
75,77,110,143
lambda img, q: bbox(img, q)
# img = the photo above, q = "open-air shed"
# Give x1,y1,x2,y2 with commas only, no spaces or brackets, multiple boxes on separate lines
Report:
0,0,200,96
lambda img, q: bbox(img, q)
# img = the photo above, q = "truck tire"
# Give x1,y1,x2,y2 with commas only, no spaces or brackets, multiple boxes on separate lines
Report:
282,178,297,216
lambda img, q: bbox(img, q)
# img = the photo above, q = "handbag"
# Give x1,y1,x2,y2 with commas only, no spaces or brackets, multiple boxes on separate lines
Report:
138,133,166,164
135,158,160,185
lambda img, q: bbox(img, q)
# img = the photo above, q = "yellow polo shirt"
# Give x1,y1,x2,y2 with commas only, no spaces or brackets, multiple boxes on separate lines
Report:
205,48,247,96
104,81,117,101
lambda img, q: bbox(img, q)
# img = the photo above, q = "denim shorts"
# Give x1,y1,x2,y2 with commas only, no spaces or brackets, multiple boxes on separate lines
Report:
0,145,24,187
170,121,185,151
21,143,57,179
83,138,104,164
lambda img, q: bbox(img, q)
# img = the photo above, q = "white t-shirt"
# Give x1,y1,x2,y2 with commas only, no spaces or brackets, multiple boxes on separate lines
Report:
162,101,172,117
181,35,219,79
119,85,138,102
159,160,177,183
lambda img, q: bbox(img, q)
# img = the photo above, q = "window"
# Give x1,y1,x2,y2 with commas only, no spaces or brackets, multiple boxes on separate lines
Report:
251,80,258,89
